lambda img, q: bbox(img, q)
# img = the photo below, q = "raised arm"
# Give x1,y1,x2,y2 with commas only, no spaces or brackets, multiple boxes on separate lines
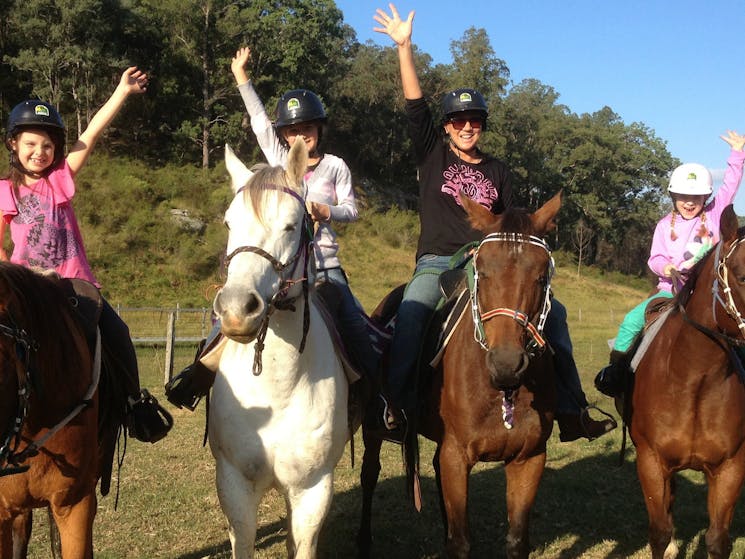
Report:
373,4,422,100
66,67,148,176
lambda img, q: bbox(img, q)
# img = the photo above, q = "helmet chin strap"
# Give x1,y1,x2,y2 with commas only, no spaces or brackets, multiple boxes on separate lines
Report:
448,138,481,163
9,155,44,180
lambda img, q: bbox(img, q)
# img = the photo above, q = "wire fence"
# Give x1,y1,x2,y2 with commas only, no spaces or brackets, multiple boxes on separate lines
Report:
115,305,214,345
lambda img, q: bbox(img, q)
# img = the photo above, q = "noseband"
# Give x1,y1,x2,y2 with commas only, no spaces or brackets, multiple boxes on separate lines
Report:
223,183,314,375
470,233,554,358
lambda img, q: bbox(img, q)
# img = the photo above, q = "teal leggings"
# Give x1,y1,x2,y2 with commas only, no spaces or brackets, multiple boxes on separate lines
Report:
613,290,673,352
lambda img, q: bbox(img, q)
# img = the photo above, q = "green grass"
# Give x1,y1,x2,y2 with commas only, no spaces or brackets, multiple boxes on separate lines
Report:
23,254,745,559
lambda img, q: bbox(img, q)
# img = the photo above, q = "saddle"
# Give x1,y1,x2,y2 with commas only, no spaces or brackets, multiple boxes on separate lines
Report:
629,296,676,373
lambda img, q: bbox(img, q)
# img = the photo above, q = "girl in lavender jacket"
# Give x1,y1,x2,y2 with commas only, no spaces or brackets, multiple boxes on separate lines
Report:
596,130,745,396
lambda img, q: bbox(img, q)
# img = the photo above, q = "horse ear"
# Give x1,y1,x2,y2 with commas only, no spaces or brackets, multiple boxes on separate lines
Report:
285,139,309,191
720,204,739,245
460,191,497,232
225,144,253,194
532,190,562,234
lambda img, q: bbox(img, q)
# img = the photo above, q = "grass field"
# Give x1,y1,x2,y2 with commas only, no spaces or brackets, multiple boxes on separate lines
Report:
23,261,745,558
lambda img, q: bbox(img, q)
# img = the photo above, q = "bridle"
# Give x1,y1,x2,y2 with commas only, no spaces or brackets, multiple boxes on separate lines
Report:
0,314,100,477
470,232,554,359
223,183,314,375
713,237,745,341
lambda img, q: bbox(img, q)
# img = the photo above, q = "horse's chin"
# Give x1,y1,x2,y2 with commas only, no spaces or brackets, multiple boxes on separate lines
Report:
223,332,257,344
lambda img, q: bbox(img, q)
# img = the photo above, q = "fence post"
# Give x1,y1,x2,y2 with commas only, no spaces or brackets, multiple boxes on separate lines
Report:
164,311,176,385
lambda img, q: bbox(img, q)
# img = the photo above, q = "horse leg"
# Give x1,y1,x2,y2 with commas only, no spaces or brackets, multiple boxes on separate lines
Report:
703,460,745,559
439,437,472,559
50,491,96,559
635,445,678,559
357,431,383,559
215,460,261,559
433,445,447,537
286,473,335,559
503,453,545,559
11,511,32,559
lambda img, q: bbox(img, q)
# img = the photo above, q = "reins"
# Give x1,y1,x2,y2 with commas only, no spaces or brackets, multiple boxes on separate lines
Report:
0,316,101,477
226,183,314,375
673,237,745,385
470,232,554,358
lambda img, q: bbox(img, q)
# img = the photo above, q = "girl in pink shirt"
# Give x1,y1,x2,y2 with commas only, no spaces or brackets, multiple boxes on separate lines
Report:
0,68,173,443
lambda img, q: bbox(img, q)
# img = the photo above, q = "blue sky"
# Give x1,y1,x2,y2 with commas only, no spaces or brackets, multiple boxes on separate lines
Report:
336,1,745,213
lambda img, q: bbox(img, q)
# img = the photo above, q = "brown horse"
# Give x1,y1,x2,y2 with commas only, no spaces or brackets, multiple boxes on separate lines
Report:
358,193,561,559
0,262,100,559
630,204,745,559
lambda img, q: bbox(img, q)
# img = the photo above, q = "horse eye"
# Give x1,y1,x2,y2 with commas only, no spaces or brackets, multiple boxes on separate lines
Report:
283,223,296,233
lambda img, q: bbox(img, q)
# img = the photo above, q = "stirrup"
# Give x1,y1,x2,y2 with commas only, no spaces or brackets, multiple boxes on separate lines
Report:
127,389,174,443
164,363,209,411
369,394,408,444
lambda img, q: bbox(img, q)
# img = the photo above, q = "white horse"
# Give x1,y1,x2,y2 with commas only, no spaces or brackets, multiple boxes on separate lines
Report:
208,139,349,559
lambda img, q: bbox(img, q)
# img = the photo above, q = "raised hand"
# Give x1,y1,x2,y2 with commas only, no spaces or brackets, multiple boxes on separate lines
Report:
120,67,148,95
721,130,745,152
373,3,415,46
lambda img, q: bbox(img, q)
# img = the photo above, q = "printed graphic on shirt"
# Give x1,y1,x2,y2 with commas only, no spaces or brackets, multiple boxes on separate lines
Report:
13,191,79,269
441,162,497,208
680,224,714,271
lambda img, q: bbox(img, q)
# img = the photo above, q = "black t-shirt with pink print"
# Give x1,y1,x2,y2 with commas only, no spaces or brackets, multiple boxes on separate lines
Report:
405,97,513,260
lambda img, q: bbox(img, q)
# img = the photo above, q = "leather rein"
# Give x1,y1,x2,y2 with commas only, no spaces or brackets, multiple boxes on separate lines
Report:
0,315,101,477
470,232,555,359
224,183,314,376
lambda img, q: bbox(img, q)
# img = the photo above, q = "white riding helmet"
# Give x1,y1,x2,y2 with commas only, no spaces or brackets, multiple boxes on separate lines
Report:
668,163,713,196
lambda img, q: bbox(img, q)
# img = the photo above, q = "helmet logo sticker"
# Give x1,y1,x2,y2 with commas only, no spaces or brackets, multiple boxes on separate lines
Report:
34,105,50,117
687,172,697,180
458,92,473,103
287,98,301,111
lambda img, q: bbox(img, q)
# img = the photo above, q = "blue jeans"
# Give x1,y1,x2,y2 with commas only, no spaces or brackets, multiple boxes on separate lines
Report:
387,254,452,408
544,298,589,415
317,267,379,378
386,254,589,416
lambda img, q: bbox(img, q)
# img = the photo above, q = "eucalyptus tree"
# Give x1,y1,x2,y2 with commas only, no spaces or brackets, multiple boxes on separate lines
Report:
2,0,128,141
142,0,354,168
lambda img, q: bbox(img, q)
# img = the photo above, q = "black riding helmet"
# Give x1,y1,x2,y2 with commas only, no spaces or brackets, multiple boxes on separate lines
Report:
441,88,488,128
274,89,327,128
5,100,66,172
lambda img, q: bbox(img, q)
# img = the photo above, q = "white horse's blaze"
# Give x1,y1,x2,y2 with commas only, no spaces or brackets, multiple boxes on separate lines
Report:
209,141,348,559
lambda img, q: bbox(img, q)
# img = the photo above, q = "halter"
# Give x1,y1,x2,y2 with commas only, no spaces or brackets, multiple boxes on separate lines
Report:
224,183,314,375
0,315,101,478
470,232,554,358
714,237,745,340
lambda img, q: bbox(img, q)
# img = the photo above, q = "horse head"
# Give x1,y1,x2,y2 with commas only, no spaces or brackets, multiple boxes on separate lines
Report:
707,204,745,340
461,191,561,390
214,140,311,343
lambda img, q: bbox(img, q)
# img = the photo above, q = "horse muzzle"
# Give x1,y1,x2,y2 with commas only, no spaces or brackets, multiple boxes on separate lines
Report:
486,346,529,390
214,287,267,342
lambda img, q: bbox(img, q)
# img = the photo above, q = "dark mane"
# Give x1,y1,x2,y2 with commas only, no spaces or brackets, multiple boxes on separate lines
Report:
0,263,85,376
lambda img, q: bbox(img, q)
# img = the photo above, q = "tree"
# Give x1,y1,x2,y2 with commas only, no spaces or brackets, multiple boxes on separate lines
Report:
3,0,128,141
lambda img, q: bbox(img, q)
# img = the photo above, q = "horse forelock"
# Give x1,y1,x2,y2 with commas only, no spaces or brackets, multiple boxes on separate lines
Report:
240,164,301,228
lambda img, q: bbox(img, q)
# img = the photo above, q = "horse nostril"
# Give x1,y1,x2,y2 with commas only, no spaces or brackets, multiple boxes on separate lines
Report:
244,293,261,316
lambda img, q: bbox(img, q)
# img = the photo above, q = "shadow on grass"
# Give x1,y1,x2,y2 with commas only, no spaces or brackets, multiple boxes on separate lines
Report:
314,443,741,559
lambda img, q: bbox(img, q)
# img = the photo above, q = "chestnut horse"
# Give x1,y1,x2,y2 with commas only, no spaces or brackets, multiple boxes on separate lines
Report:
0,262,99,559
359,193,561,559
631,204,745,559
